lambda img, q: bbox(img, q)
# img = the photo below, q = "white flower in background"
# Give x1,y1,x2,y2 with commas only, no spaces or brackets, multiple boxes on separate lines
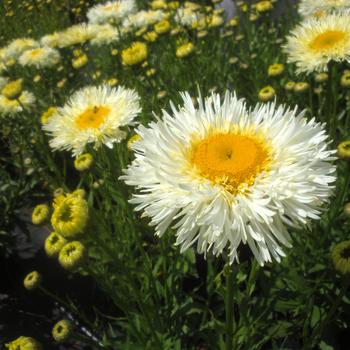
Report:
43,85,141,156
123,10,166,29
40,32,61,48
298,0,350,17
2,38,39,60
90,24,120,46
19,47,60,68
121,91,336,265
0,91,36,115
57,24,99,48
174,6,204,28
284,13,350,74
87,0,137,24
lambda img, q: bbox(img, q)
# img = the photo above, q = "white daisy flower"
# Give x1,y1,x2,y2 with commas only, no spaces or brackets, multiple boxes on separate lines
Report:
2,38,39,60
90,24,120,46
174,6,204,28
18,47,60,68
87,0,137,24
57,24,99,48
40,32,61,48
121,91,336,265
284,13,350,74
123,10,166,29
0,91,36,116
43,85,141,156
298,0,350,17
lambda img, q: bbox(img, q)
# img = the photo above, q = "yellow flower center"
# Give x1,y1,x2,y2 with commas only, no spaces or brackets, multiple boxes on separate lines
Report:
310,30,346,51
75,105,110,129
190,132,271,193
29,48,44,58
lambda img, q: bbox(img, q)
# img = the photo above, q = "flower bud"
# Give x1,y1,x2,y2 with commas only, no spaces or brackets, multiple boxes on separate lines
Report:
32,204,50,225
331,240,350,277
337,140,350,159
52,319,73,342
59,241,86,270
74,153,93,171
45,232,67,258
6,336,42,350
2,79,23,100
23,271,42,291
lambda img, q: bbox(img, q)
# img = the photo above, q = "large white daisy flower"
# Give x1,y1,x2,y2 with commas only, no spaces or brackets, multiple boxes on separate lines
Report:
121,92,336,265
284,13,350,74
57,24,99,48
298,0,350,17
43,85,141,156
174,6,204,28
87,0,137,24
18,47,60,68
2,38,39,60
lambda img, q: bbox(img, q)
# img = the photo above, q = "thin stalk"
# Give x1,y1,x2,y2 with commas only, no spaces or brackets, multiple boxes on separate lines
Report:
225,264,235,350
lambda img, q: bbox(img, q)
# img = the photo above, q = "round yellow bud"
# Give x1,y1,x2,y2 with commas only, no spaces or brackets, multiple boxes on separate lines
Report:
52,319,73,342
294,82,309,93
53,187,65,197
337,140,350,159
111,48,118,56
154,20,170,34
284,81,295,91
6,336,42,350
143,31,158,42
343,202,350,216
267,63,284,77
74,153,93,171
258,85,276,102
2,79,23,100
340,72,350,88
255,0,273,12
23,271,42,291
32,204,50,225
51,194,89,238
176,42,194,58
121,42,148,66
314,72,328,83
59,241,86,270
332,240,350,277
72,54,88,69
45,232,67,258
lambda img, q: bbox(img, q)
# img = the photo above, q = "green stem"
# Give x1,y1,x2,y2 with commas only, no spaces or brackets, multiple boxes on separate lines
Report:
225,264,235,350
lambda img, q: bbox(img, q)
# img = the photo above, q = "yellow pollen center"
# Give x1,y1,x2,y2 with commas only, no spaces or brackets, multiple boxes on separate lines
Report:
310,30,346,51
190,133,270,193
76,105,110,129
29,48,43,58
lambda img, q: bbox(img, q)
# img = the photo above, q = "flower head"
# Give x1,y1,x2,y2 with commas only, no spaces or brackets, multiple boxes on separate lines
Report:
121,42,148,66
52,319,73,342
87,0,137,24
51,193,88,238
32,204,50,225
0,91,35,116
332,240,350,276
6,336,42,350
121,91,335,265
43,85,140,156
2,79,23,100
268,63,284,77
74,153,94,171
340,71,350,87
23,271,42,291
258,85,275,101
18,47,60,68
45,232,68,258
255,0,273,13
337,140,350,159
284,13,350,74
176,42,194,58
298,0,350,18
59,241,86,270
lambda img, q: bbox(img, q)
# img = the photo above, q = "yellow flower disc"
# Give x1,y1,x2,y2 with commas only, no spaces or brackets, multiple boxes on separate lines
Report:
190,133,271,194
310,30,346,51
75,106,110,129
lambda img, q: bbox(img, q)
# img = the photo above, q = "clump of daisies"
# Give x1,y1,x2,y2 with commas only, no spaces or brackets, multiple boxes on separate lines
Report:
121,91,336,265
87,0,137,25
43,85,141,156
284,13,350,74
